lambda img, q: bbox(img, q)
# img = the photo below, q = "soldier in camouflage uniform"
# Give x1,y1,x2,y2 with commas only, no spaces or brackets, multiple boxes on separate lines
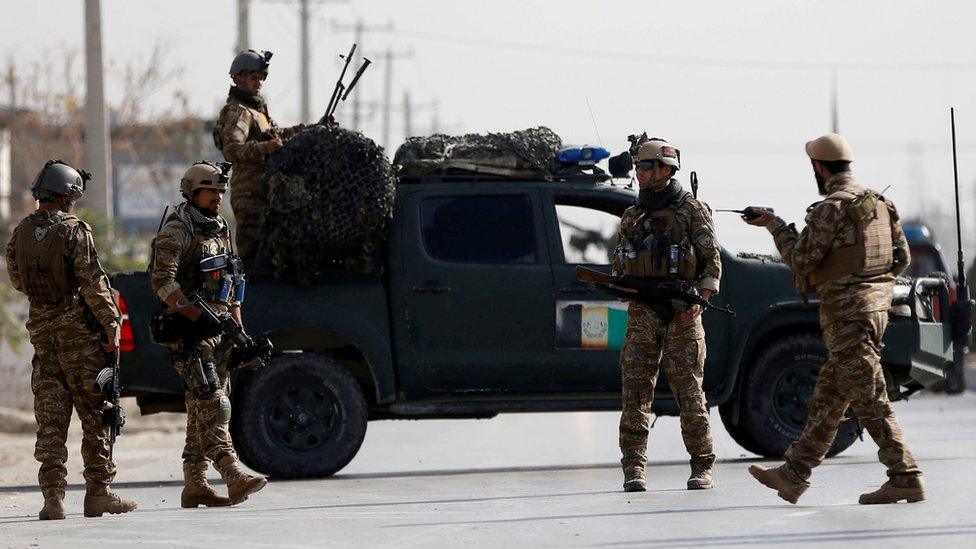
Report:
5,160,137,520
150,161,266,507
612,140,723,492
213,50,305,266
746,134,924,505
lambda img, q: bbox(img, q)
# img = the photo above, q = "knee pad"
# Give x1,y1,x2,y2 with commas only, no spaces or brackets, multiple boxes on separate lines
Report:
217,395,232,424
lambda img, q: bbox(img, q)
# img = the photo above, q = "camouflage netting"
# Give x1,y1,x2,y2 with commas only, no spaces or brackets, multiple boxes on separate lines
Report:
393,126,563,176
261,125,395,278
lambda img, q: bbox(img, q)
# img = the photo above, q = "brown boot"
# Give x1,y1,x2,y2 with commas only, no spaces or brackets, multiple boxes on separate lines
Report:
181,461,232,508
622,462,646,492
84,487,137,518
748,463,809,504
38,496,65,520
859,475,925,504
215,455,267,504
687,459,714,490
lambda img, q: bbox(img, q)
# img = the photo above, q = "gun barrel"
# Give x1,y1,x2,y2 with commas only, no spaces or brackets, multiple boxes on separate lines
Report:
342,57,371,101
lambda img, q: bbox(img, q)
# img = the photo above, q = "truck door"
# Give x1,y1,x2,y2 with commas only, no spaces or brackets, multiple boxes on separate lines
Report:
544,193,627,392
393,187,555,396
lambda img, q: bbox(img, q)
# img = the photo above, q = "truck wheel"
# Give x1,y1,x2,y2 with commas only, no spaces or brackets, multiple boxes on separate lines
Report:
232,353,368,478
734,334,859,458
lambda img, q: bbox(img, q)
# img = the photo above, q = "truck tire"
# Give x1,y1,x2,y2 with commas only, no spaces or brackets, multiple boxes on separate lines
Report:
732,334,859,458
232,353,368,478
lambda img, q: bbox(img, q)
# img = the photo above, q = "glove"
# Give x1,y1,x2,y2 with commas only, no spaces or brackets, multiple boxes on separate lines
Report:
193,312,223,341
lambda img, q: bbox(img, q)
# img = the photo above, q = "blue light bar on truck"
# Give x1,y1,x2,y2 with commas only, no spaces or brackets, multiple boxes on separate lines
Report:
556,145,612,166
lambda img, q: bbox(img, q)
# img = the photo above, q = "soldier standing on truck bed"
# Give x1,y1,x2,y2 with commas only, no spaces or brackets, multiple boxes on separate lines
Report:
613,139,723,492
744,133,925,505
213,49,305,266
5,160,137,520
149,161,266,507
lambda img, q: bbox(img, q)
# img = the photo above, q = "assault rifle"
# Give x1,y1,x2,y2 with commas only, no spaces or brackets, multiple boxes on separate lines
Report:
321,43,371,124
193,297,274,370
576,266,735,322
94,291,125,461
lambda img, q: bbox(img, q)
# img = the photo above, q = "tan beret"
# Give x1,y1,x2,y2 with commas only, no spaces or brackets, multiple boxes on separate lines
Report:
805,133,854,162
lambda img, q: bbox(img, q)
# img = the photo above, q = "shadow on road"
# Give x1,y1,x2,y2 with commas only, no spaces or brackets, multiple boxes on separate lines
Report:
602,524,976,546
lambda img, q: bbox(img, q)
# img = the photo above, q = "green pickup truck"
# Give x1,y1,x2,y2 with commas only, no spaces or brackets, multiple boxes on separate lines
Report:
111,171,959,478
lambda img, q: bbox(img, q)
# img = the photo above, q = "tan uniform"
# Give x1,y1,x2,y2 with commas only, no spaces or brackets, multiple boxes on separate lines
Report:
150,204,239,468
612,182,722,477
766,172,920,482
213,88,303,264
5,209,120,499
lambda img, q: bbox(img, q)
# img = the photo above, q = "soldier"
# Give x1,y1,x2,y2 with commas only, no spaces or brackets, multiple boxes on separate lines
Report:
613,139,722,492
149,161,266,507
213,49,305,266
5,160,137,519
745,133,924,504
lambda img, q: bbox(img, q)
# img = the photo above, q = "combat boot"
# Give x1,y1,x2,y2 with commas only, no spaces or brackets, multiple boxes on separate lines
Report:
38,496,65,520
83,486,137,518
859,475,925,504
181,461,232,508
748,463,809,504
687,459,714,490
216,455,267,504
622,462,646,492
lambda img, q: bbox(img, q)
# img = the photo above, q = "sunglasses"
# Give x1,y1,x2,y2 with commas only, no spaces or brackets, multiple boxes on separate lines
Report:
635,160,664,171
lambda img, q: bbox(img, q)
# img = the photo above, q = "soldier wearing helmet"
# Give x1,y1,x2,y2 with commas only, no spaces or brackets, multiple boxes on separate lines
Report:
5,160,137,520
213,49,306,266
612,138,722,493
745,133,924,505
149,161,267,508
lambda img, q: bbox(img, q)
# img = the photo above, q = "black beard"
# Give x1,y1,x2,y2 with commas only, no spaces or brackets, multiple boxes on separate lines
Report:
191,203,219,217
814,171,827,196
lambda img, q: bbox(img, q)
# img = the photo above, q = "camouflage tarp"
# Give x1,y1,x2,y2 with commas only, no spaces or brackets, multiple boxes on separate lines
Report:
261,125,395,278
393,127,562,177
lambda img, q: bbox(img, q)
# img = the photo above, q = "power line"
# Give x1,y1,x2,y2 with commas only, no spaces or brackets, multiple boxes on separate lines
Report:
394,29,976,73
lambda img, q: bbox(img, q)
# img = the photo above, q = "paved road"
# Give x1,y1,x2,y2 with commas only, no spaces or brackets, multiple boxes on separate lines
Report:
2,394,975,548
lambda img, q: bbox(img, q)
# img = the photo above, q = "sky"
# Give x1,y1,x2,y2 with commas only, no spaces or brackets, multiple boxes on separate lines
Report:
4,0,976,260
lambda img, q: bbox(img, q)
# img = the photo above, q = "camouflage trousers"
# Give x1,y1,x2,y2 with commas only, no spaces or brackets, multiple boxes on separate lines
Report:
30,321,115,499
230,189,265,267
619,301,714,470
785,310,921,481
167,336,237,466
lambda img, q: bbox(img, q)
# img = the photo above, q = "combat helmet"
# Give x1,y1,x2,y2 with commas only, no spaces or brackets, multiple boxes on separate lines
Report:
805,133,854,162
634,139,680,171
31,159,91,201
229,50,273,76
180,161,231,199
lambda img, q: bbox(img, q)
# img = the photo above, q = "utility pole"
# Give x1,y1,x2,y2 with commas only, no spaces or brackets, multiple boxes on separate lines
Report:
332,19,393,131
83,0,113,223
830,69,839,134
237,0,250,53
299,0,311,123
403,89,411,139
379,48,413,149
5,64,15,108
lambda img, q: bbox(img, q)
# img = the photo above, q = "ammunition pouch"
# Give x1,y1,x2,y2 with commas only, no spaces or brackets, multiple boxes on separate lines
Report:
184,356,220,398
623,246,696,281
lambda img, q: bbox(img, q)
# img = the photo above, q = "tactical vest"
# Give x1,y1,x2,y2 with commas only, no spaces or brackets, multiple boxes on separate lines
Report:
150,213,240,306
620,196,698,281
212,99,276,151
12,213,79,305
808,190,893,286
